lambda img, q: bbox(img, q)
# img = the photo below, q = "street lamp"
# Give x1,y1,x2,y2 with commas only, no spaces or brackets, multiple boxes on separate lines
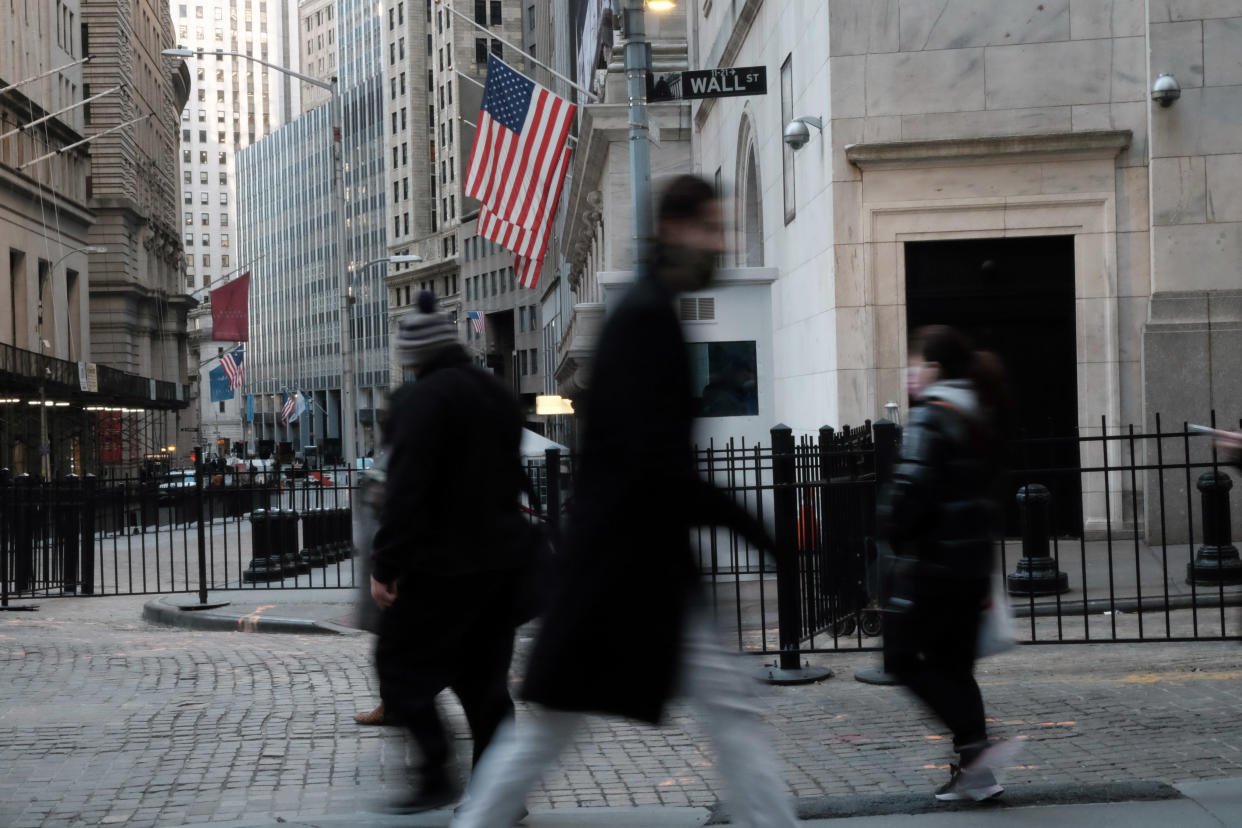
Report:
619,0,674,274
162,47,356,466
344,254,422,458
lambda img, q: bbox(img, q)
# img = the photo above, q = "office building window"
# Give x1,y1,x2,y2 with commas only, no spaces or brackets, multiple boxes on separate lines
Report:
528,4,535,29
474,0,485,24
475,38,487,64
221,255,229,267
490,0,501,24
491,39,503,59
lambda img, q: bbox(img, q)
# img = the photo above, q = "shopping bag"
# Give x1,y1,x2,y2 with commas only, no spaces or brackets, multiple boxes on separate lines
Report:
976,575,1016,658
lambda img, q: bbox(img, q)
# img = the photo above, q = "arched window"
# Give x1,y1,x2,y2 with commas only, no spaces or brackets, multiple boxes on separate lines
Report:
735,115,764,267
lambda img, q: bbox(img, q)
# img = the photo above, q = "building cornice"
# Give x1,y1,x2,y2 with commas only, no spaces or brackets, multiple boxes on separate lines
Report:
845,130,1133,169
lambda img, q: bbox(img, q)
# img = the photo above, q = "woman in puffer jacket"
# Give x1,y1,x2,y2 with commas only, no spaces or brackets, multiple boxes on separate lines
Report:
878,325,1016,803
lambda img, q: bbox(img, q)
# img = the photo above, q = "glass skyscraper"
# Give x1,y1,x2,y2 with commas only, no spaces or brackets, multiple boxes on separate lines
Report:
237,0,388,460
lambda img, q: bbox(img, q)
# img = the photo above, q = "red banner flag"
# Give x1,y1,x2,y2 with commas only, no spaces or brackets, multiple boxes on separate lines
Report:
210,272,250,342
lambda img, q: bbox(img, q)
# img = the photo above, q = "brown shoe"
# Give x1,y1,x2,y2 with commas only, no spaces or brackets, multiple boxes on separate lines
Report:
354,702,386,725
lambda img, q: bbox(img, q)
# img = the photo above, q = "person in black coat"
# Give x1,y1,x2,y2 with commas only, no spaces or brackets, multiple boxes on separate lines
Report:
452,176,798,828
879,325,1017,803
370,292,530,813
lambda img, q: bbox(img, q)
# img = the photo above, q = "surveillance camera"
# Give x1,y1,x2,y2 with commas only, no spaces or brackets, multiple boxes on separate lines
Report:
783,119,812,150
1152,73,1181,107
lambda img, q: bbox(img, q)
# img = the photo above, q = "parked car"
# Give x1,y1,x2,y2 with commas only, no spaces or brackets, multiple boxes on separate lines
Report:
157,470,196,502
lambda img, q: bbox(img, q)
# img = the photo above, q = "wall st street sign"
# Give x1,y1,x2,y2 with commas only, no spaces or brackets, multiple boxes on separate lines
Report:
680,67,767,99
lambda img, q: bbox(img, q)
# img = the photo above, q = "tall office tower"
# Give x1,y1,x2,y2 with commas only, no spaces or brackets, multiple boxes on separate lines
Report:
383,0,545,410
173,0,302,459
239,0,389,461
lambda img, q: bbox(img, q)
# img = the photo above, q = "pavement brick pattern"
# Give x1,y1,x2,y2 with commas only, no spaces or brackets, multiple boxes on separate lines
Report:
2,597,1242,827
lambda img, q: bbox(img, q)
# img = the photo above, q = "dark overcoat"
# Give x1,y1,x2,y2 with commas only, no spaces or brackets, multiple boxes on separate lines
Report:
371,346,529,646
521,271,772,725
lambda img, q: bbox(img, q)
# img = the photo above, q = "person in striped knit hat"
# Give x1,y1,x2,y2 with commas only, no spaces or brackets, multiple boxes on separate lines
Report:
369,291,531,814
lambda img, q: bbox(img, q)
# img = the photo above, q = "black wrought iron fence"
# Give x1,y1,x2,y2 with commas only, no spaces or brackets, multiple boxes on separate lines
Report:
4,417,1240,653
0,465,364,603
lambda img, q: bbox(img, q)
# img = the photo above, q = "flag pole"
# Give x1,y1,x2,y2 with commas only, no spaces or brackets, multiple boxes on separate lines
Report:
436,0,599,101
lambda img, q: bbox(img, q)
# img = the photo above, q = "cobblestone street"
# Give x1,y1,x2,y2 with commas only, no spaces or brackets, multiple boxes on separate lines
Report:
2,596,1242,826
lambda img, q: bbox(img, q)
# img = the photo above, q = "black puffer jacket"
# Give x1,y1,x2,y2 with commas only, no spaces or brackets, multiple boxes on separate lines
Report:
878,380,1001,588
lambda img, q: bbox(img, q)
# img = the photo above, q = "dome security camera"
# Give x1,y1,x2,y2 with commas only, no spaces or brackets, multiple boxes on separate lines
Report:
782,116,823,151
1152,73,1181,107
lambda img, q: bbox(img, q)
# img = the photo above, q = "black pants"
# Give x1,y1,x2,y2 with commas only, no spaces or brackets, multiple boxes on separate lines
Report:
376,571,517,778
886,578,989,754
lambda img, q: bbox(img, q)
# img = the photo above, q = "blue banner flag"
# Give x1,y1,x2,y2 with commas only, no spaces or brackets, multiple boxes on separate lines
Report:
245,394,254,422
209,365,235,402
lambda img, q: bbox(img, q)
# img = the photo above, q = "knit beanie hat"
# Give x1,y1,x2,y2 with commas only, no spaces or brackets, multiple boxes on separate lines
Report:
395,291,459,368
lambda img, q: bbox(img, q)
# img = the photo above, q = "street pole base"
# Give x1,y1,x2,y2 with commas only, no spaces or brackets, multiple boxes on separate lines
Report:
755,661,833,686
1007,566,1070,596
1187,547,1242,586
854,664,901,685
243,562,285,583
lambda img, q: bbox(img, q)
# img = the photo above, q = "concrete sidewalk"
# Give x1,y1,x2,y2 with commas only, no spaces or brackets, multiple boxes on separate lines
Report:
176,778,1242,826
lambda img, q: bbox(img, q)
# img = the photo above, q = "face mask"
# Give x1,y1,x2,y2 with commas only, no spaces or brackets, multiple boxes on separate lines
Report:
663,244,716,291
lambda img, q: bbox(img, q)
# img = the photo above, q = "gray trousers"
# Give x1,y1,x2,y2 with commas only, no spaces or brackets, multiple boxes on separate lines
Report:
450,608,798,828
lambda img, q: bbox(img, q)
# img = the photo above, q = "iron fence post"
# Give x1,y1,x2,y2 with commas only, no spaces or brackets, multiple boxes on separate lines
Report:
1007,483,1069,596
772,426,800,670
857,419,904,686
757,426,832,685
1187,470,1242,585
60,474,81,593
1,468,10,607
14,474,33,592
545,448,561,549
196,452,209,604
80,475,96,595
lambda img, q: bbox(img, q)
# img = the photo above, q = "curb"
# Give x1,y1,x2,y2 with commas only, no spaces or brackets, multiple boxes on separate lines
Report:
707,780,1183,823
142,596,362,636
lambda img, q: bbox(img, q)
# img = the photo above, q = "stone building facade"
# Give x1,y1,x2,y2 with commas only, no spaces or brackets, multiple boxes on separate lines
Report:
0,0,191,476
685,0,1242,538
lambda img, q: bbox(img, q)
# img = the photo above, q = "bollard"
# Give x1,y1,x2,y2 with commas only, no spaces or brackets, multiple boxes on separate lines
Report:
243,509,282,582
285,509,308,575
80,475,96,595
338,506,354,559
757,425,833,685
13,474,34,592
1187,470,1242,585
59,475,81,593
322,506,342,563
300,508,326,566
1007,483,1070,596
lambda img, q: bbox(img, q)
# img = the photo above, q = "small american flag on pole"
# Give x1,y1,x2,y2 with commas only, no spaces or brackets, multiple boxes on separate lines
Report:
465,55,575,290
467,310,485,335
221,345,244,391
281,393,296,427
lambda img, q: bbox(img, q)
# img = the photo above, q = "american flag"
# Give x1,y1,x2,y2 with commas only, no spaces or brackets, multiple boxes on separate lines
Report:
467,310,485,335
280,393,296,427
465,55,575,290
221,345,244,390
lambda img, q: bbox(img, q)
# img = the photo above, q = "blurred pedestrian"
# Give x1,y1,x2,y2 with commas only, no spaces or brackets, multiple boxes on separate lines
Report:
353,396,392,726
451,176,798,828
879,325,1018,802
370,291,531,813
